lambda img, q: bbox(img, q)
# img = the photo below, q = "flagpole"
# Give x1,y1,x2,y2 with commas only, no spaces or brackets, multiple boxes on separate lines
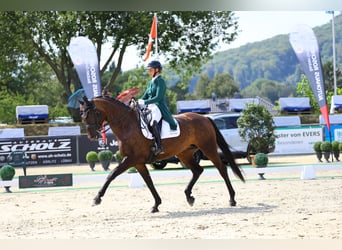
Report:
154,13,158,59
331,12,337,96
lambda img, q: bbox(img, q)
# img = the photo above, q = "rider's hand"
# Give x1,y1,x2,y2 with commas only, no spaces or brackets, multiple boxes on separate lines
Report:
138,99,146,108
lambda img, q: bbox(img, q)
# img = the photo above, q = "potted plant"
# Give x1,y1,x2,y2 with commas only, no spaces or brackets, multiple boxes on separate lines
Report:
0,164,16,193
253,152,269,180
237,103,277,178
114,150,123,162
331,141,340,161
313,141,323,162
98,149,113,171
86,151,98,171
320,141,332,162
237,103,277,156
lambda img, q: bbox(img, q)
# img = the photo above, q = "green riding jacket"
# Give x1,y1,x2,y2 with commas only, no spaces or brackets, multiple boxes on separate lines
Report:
141,75,177,130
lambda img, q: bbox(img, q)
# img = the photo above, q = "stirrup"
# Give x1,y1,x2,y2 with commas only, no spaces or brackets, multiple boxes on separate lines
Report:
152,143,164,155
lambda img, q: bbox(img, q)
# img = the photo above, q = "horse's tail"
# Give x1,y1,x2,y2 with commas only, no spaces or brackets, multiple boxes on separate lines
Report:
207,117,245,182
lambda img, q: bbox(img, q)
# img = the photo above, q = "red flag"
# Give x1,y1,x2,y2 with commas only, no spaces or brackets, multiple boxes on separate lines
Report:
101,121,107,144
143,14,157,61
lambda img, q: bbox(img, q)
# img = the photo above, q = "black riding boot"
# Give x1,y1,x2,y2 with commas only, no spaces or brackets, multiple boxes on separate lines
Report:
151,120,164,155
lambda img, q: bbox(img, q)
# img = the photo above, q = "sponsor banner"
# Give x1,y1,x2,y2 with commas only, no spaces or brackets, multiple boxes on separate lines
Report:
0,136,77,166
289,25,330,130
272,126,323,155
323,124,342,142
19,174,73,188
78,134,118,164
0,134,119,167
67,36,101,99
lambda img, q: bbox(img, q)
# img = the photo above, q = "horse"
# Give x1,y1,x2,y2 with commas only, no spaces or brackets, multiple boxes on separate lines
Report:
80,96,245,213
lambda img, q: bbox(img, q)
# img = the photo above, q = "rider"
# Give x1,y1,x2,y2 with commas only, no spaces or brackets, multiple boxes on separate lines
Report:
138,60,177,155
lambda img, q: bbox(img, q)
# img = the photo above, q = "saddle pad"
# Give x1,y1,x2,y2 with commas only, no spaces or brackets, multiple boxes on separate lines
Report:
141,119,180,140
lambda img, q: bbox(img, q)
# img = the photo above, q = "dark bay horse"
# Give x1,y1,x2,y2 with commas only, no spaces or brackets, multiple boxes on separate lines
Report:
80,96,245,212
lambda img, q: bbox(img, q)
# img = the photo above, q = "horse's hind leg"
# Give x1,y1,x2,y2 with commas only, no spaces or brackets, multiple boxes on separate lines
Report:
135,164,162,213
211,157,236,206
201,149,237,206
177,150,204,206
216,163,236,206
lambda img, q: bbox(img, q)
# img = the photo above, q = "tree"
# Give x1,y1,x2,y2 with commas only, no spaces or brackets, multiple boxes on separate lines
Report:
296,75,321,114
0,58,69,123
0,11,238,120
297,75,342,114
209,73,239,98
241,78,295,104
195,74,211,98
323,61,342,92
121,66,149,96
237,103,277,155
194,73,239,99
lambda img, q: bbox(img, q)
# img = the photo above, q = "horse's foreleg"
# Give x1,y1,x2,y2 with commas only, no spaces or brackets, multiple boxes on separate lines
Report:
184,166,203,206
93,161,130,206
135,164,161,213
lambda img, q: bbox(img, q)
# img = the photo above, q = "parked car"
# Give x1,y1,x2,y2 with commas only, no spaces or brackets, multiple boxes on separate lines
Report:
152,112,274,169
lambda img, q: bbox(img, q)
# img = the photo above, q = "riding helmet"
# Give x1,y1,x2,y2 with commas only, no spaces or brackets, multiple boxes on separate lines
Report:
147,60,162,70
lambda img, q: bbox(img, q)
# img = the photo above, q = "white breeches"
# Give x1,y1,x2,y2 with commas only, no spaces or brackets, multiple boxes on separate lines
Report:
147,104,162,126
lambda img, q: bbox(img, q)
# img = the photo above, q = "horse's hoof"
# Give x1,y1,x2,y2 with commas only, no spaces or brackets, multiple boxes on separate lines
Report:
151,207,159,213
93,197,102,206
187,196,195,206
230,200,237,206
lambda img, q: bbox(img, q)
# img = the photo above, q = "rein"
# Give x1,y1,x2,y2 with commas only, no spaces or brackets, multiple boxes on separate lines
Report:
84,98,135,136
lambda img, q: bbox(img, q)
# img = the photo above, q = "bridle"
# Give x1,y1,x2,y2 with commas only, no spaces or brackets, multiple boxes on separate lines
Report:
81,97,136,138
81,100,103,138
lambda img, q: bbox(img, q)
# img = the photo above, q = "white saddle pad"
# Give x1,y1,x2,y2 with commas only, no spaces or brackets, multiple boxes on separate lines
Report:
141,119,180,140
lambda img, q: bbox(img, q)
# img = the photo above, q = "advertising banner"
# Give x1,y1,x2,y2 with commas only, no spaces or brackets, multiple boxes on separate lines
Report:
0,136,77,166
289,24,331,131
19,174,73,188
78,134,118,164
67,36,101,99
272,126,323,155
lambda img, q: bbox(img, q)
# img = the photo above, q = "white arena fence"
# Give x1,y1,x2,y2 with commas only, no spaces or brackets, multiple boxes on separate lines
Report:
1,164,341,189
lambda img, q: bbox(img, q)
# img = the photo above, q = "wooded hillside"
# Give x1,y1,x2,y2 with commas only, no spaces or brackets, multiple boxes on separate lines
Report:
188,14,342,92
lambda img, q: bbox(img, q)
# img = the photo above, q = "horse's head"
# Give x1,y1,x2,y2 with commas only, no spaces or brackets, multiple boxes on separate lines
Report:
80,96,105,140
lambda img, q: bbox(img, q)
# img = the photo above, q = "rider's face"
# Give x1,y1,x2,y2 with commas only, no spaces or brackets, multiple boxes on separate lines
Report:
148,68,157,77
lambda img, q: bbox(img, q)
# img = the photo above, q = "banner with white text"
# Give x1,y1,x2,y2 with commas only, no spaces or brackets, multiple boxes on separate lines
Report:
289,25,331,131
67,36,101,99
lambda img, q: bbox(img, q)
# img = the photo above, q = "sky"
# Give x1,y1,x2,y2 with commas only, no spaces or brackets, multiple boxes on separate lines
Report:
104,11,336,71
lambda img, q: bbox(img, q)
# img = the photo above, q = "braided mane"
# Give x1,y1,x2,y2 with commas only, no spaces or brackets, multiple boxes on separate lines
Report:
96,96,132,111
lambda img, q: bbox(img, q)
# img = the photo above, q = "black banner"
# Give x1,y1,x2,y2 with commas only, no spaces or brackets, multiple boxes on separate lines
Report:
0,136,77,166
19,174,73,188
0,134,119,167
78,134,118,164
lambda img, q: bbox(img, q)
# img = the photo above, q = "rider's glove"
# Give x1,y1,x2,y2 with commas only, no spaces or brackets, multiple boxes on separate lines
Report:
138,99,146,108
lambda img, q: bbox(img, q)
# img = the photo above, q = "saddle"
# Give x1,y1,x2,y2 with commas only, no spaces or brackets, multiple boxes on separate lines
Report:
138,106,180,140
